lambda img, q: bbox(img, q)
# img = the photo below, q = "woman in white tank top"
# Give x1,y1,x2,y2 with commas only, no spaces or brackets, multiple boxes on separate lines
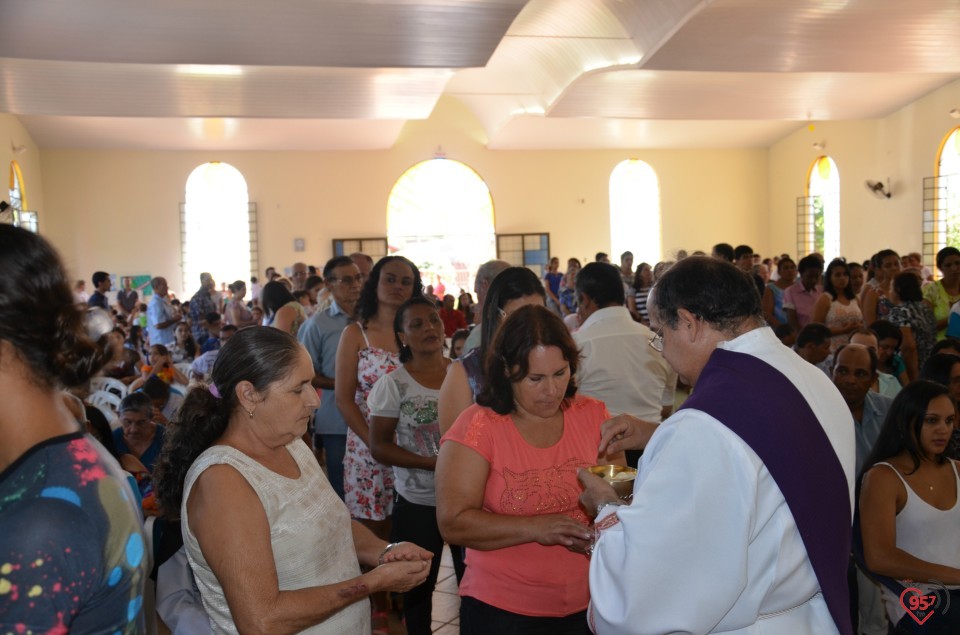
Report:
859,380,960,632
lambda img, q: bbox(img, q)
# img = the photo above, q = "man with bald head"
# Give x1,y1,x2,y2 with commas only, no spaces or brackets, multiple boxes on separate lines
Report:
848,330,901,399
461,259,511,355
831,344,891,635
290,262,308,291
348,252,374,282
831,343,891,475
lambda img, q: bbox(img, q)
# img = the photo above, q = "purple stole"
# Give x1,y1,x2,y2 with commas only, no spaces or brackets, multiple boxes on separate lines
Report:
680,348,853,635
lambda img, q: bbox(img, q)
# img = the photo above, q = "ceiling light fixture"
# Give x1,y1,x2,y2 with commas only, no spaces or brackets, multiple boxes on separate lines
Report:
176,65,243,77
813,141,826,151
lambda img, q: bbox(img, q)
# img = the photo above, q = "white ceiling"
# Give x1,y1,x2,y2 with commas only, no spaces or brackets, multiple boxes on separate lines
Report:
3,0,960,151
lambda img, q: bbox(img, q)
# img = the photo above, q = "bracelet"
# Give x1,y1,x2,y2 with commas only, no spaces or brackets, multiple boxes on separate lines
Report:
377,542,399,566
595,500,623,518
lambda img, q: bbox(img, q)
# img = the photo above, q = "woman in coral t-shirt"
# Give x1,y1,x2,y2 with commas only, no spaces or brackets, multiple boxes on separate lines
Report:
437,305,624,634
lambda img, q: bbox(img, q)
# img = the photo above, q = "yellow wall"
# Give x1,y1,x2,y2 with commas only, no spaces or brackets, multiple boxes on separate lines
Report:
37,97,769,295
767,77,960,264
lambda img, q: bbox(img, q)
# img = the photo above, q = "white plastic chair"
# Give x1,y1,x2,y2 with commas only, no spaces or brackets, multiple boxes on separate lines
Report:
90,376,128,398
174,362,192,377
92,403,119,428
88,390,122,417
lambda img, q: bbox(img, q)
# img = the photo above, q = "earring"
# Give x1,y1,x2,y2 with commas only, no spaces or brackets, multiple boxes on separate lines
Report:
246,409,254,419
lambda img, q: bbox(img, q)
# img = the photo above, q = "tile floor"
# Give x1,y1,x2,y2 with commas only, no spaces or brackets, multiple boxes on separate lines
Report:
429,544,461,634
389,544,460,634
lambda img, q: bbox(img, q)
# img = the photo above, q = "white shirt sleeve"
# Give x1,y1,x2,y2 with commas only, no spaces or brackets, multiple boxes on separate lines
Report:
366,372,400,418
589,411,759,634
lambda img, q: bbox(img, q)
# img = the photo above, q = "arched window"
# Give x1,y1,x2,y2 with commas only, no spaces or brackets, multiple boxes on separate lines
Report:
609,159,660,266
937,127,960,253
4,161,37,232
182,162,251,297
387,159,495,295
806,156,840,260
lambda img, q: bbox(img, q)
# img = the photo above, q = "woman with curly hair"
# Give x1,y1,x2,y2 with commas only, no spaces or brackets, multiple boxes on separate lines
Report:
334,255,423,630
0,225,147,632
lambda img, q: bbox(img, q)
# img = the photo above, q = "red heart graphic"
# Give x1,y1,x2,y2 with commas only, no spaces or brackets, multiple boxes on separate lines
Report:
899,586,936,626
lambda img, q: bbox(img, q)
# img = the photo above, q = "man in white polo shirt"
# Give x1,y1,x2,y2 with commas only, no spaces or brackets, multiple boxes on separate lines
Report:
572,262,675,466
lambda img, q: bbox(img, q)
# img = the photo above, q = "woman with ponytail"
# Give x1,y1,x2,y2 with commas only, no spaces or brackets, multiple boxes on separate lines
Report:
153,327,430,633
0,225,147,632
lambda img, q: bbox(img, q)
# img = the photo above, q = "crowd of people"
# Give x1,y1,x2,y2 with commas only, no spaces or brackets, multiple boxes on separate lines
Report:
4,228,960,634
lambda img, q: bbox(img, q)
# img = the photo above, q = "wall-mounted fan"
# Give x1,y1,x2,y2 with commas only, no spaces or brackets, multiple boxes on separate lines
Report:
865,180,891,199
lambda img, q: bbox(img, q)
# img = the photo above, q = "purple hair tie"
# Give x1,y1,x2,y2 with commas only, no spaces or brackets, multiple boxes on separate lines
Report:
209,383,222,399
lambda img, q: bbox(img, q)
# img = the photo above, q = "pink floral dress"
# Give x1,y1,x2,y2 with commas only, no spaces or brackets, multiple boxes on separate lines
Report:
343,328,399,520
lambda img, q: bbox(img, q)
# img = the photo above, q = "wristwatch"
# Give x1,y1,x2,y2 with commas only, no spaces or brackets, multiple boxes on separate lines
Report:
595,500,623,518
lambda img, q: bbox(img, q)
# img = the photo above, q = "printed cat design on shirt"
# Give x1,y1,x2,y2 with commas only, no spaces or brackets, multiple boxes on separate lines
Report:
499,457,585,518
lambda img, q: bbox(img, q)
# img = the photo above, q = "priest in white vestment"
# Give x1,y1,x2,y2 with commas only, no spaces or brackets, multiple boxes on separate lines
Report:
580,257,856,635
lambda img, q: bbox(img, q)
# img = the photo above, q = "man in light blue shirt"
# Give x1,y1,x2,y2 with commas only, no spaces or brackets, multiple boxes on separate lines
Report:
297,256,362,500
147,277,180,346
832,343,892,475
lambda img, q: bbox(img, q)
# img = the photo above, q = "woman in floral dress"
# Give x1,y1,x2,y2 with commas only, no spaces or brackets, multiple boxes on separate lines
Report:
888,271,938,380
335,255,423,631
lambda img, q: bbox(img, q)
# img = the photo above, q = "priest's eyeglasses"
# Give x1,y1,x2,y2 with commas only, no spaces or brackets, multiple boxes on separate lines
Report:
648,327,664,352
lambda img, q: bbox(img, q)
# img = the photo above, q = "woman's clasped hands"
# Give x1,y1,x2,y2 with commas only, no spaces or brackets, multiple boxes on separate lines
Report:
369,542,433,594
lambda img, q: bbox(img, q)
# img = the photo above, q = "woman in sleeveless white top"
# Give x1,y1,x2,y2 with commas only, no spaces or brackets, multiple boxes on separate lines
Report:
182,441,369,634
859,381,960,631
869,460,960,625
154,327,431,634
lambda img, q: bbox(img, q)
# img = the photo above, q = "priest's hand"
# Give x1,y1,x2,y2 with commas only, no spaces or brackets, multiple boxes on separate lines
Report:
597,414,658,457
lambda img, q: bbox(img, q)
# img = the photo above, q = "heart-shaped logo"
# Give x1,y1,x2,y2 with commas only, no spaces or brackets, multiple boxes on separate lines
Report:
900,586,936,626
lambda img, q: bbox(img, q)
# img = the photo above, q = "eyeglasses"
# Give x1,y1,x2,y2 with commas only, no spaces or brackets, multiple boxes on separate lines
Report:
331,275,364,286
648,327,664,352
